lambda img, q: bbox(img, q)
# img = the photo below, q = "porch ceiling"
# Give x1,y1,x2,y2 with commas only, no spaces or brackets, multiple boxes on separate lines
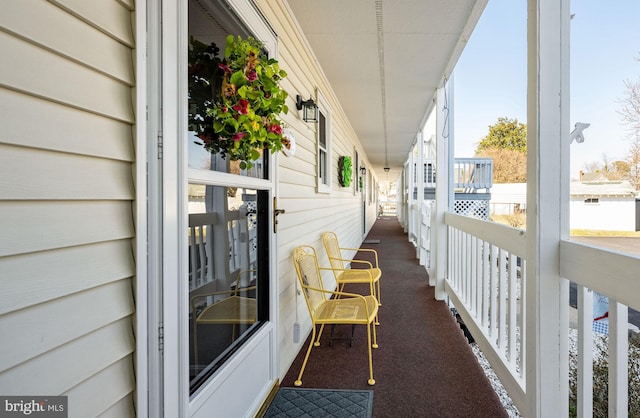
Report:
286,0,487,179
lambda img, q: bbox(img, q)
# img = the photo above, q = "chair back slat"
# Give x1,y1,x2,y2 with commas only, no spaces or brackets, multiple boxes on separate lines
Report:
322,232,345,271
293,246,327,316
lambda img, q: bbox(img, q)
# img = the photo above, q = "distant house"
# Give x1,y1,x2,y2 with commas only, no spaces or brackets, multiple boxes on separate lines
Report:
489,180,639,231
489,183,527,215
570,180,639,231
578,171,609,182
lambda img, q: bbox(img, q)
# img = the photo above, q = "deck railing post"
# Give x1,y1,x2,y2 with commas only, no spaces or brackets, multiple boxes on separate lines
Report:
525,0,570,415
433,80,451,300
416,130,425,261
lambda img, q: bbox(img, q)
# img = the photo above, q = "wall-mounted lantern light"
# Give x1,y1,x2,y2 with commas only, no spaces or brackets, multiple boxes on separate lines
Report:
296,95,318,123
360,165,367,175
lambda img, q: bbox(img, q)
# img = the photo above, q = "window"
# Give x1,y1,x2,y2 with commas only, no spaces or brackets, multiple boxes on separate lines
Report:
585,198,599,204
318,112,328,185
187,185,268,392
317,92,331,193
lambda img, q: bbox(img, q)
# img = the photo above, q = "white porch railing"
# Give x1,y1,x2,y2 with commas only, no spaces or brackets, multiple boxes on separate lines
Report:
441,209,640,416
445,212,526,409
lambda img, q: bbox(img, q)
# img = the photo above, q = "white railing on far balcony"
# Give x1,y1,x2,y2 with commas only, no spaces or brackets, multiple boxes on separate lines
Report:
421,158,493,191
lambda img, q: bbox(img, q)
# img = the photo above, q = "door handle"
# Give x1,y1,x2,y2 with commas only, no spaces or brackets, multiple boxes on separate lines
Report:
273,198,286,233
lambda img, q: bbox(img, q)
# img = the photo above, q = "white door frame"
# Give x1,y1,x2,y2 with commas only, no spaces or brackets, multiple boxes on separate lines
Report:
139,0,280,416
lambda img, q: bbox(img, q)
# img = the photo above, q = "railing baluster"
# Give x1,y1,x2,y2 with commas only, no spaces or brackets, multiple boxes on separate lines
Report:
490,245,498,339
508,252,517,364
482,240,490,329
464,231,470,304
577,285,593,418
520,258,526,380
609,300,629,418
471,235,477,315
499,249,507,352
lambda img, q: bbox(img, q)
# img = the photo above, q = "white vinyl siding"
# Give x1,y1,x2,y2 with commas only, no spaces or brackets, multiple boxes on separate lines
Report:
0,1,137,417
570,196,637,231
254,0,380,380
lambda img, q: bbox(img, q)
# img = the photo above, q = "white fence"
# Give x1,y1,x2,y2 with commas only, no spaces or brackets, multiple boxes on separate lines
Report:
411,202,640,416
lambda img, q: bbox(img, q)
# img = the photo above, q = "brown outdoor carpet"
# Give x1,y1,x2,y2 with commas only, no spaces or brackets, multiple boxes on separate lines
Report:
280,217,509,417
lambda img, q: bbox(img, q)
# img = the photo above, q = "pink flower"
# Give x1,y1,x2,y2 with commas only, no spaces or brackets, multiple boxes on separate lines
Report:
246,70,258,82
218,63,232,74
268,124,283,135
232,133,246,142
233,99,249,115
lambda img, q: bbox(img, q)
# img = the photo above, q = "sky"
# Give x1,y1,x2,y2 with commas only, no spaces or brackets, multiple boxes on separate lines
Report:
451,0,640,180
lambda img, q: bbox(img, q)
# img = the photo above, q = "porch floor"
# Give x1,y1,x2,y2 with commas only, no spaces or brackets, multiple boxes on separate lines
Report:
278,217,508,417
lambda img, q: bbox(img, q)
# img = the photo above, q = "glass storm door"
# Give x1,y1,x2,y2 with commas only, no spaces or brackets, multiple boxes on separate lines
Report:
151,0,279,416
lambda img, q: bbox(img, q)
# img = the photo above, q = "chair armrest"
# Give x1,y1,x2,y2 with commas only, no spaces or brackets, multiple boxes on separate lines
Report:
339,247,379,268
329,256,374,269
319,267,373,280
348,259,375,269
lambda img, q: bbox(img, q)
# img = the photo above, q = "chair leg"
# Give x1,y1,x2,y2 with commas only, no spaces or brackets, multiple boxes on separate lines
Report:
366,322,375,386
295,324,317,387
315,324,326,346
371,319,378,349
376,280,382,306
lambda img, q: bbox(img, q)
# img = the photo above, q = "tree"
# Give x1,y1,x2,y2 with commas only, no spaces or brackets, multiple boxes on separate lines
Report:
476,147,527,183
475,117,527,183
476,117,527,153
626,138,640,190
618,78,640,141
617,53,640,189
582,154,628,181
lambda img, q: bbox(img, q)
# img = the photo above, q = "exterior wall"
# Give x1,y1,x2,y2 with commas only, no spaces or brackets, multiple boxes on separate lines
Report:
570,197,636,231
0,1,137,416
255,0,379,379
489,183,527,215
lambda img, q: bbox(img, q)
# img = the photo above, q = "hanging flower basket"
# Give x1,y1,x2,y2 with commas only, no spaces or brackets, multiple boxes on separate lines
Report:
338,156,353,187
188,35,290,169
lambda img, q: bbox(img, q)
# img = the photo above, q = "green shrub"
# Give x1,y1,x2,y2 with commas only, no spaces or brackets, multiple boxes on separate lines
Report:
569,333,640,417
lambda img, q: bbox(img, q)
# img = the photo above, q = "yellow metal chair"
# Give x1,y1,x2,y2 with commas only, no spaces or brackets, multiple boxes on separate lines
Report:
293,245,379,386
191,270,256,366
322,231,382,306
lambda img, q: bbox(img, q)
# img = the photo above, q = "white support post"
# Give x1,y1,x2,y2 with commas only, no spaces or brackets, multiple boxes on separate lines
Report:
408,146,416,243
433,81,450,300
525,0,570,416
416,131,424,260
403,162,409,232
447,75,455,211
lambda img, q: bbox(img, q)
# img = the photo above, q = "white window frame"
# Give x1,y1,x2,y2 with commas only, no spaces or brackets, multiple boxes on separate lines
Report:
316,91,332,193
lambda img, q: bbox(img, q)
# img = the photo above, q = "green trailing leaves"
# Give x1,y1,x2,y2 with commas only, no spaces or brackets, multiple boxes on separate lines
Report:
188,35,289,169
